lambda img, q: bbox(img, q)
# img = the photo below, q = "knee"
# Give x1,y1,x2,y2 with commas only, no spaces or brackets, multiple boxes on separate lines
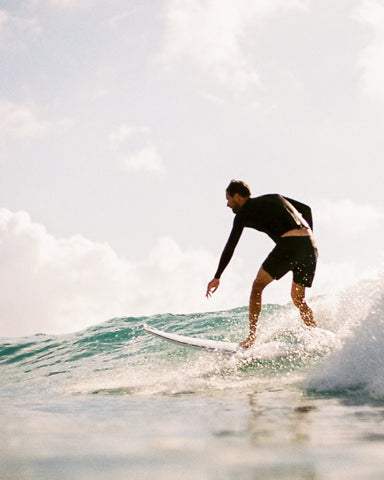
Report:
251,279,266,295
251,268,274,296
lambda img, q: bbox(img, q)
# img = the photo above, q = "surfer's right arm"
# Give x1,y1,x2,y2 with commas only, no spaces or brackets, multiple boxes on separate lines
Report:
206,217,244,298
206,278,220,298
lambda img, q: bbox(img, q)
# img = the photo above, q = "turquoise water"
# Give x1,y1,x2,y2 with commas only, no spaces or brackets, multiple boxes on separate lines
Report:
1,280,384,479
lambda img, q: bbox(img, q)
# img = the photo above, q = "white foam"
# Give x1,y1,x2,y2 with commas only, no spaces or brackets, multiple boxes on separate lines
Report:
306,277,384,398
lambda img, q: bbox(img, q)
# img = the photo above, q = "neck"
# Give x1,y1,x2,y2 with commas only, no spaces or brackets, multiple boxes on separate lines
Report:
237,196,249,207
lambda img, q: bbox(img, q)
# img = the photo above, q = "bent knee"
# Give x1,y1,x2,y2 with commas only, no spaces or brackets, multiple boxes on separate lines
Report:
252,268,274,292
252,278,270,294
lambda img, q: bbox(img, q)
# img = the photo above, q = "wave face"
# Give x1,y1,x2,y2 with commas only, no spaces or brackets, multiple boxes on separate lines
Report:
1,276,383,400
0,276,384,398
2,278,384,480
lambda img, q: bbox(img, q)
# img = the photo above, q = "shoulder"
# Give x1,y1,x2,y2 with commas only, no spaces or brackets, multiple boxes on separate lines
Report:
248,194,281,206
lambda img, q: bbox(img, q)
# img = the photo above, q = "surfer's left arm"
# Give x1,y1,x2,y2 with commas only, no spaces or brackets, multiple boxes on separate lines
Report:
284,197,313,230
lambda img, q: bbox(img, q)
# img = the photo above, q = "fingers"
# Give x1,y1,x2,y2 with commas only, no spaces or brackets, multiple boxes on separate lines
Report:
205,285,215,298
205,286,216,298
205,279,219,298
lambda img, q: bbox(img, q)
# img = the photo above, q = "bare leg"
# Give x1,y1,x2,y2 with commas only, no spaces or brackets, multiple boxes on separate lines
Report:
240,267,274,348
291,282,316,327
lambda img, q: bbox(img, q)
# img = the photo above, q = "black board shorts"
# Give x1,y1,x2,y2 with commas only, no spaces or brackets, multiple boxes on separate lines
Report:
262,236,318,288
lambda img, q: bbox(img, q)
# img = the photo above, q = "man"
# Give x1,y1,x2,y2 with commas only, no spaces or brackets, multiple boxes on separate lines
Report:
206,180,318,348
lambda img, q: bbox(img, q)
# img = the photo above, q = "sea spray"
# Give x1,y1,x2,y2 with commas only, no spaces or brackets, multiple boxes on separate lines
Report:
1,277,383,399
306,277,384,398
3,277,384,480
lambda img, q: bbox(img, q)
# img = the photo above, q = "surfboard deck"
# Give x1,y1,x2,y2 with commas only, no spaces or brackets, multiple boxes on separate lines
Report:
143,324,241,353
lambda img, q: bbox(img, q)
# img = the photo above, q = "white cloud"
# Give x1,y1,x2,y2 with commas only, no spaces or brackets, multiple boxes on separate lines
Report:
0,10,9,30
0,99,72,143
0,100,50,139
108,124,163,175
26,0,94,9
158,0,308,93
121,145,166,175
0,209,248,337
309,198,384,301
314,198,384,235
354,0,384,101
108,124,150,149
107,10,136,30
45,0,93,9
0,206,381,338
0,9,41,44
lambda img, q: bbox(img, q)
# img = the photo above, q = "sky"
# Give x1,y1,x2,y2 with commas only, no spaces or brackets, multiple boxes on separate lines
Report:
0,0,383,337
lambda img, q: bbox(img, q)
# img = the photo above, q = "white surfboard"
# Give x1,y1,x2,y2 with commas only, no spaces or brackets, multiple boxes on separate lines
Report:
143,324,241,353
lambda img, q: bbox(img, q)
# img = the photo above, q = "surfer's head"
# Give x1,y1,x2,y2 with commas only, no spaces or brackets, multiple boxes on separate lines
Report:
226,180,251,198
226,180,250,214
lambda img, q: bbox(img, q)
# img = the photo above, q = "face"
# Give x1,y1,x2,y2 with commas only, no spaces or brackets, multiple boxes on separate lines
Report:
226,193,242,214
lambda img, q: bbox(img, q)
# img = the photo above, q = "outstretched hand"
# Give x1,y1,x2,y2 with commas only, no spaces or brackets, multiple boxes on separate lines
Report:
206,278,220,298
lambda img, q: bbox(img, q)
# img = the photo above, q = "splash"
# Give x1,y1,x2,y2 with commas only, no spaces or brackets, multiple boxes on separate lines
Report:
1,276,384,400
306,277,384,399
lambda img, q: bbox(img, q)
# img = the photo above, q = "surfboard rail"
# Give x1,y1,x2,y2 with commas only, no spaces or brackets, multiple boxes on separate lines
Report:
143,324,241,353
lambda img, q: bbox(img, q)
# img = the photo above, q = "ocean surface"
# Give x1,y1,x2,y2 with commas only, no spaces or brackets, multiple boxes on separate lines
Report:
1,278,384,480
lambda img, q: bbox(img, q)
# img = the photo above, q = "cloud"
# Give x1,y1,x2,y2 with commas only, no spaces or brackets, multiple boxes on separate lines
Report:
309,198,384,299
107,10,136,30
354,0,384,101
0,209,248,338
45,0,93,9
314,198,384,235
0,100,50,139
25,0,94,10
158,0,308,93
121,145,166,175
0,10,9,30
0,9,41,45
108,124,150,149
108,124,165,175
0,99,72,143
0,206,381,338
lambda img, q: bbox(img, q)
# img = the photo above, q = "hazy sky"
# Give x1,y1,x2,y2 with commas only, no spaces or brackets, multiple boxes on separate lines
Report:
1,0,383,337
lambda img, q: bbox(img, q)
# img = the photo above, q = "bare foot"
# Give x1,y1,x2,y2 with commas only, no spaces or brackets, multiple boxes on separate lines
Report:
239,336,255,349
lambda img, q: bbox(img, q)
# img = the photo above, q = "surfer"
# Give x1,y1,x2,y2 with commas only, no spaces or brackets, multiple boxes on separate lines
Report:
206,180,318,348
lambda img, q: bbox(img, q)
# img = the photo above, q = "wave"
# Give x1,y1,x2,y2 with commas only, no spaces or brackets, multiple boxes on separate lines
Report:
1,276,383,399
306,277,384,399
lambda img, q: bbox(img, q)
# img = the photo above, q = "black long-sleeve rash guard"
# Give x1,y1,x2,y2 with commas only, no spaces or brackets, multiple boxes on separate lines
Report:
214,194,313,279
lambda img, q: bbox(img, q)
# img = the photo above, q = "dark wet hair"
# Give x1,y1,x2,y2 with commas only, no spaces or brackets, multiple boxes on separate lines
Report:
226,180,251,198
